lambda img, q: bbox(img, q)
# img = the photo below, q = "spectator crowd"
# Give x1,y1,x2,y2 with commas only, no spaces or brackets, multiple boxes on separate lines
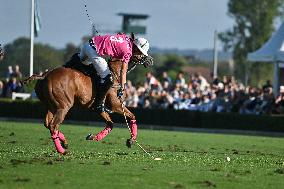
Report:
0,65,24,98
1,64,284,115
123,71,284,115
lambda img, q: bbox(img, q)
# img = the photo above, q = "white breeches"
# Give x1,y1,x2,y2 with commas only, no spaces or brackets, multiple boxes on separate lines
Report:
78,42,111,79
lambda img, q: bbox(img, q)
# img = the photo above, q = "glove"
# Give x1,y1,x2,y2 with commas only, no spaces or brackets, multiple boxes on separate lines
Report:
117,87,124,99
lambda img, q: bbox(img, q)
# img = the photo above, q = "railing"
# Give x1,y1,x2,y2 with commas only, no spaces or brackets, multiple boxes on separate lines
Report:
0,99,284,133
11,92,31,100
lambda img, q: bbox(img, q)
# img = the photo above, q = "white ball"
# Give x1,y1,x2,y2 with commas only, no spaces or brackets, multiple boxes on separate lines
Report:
226,157,231,162
154,157,162,161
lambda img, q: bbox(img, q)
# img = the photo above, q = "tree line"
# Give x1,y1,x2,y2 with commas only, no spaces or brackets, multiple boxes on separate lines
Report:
1,0,283,87
219,0,284,86
0,37,199,85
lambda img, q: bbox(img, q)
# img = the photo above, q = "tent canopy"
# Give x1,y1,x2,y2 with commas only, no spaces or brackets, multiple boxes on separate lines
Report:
247,22,284,62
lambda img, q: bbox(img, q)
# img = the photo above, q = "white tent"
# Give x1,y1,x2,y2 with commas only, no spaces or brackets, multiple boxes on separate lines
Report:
247,22,284,95
248,22,284,62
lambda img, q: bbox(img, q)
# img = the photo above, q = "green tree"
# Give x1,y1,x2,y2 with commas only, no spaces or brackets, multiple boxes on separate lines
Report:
0,38,30,77
0,37,64,77
63,43,80,62
126,54,188,85
127,61,154,85
154,54,188,79
219,0,284,85
33,43,64,74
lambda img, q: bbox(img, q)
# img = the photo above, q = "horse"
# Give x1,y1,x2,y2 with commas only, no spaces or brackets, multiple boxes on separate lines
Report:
22,55,153,155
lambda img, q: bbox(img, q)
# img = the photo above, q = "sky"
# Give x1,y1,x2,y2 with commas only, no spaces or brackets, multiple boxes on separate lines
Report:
0,0,234,50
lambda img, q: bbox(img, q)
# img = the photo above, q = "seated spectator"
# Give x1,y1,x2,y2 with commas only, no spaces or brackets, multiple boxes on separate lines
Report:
274,93,284,114
4,77,24,98
12,65,23,78
162,81,171,92
0,80,4,97
199,94,214,112
239,87,258,114
125,80,136,93
145,72,160,90
274,87,284,114
157,90,174,109
175,71,186,88
143,97,151,109
148,89,161,108
196,73,209,91
5,66,14,80
125,90,139,108
256,90,274,115
180,91,200,111
262,80,273,91
161,71,172,87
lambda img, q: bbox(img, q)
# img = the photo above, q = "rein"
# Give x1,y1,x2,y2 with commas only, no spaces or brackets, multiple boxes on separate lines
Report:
107,55,153,88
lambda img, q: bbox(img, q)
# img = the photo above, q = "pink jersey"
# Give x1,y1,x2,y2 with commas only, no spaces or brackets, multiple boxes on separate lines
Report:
92,33,133,64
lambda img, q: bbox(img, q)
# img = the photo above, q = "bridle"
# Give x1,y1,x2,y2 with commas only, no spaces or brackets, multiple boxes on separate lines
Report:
108,55,153,88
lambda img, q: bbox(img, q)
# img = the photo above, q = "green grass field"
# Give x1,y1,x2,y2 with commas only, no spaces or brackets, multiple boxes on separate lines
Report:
0,121,283,189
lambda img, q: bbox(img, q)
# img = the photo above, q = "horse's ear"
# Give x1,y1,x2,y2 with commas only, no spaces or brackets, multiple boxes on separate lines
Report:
130,32,135,41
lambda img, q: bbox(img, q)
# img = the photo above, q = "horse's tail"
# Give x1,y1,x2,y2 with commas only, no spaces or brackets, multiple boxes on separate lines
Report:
21,70,51,85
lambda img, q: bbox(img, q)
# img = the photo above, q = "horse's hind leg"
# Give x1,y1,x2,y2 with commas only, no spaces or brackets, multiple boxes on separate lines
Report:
86,112,114,141
44,110,53,129
49,108,70,154
45,110,69,149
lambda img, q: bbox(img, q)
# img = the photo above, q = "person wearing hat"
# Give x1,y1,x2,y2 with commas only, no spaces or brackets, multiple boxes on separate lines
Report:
76,33,150,113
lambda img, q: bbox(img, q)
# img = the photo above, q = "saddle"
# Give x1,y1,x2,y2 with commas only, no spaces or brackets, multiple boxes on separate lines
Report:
63,53,97,78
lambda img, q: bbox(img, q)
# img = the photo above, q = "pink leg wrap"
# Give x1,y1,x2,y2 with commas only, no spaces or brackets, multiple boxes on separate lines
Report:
57,131,66,142
51,131,65,154
95,125,113,141
130,120,138,140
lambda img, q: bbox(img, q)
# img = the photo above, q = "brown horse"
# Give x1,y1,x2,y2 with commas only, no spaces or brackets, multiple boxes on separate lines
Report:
23,60,140,154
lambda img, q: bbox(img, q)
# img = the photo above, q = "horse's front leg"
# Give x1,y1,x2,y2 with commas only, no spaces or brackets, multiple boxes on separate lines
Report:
109,95,138,148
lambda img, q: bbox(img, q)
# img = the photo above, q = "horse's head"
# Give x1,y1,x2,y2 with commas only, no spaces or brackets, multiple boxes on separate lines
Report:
127,55,154,74
108,56,154,86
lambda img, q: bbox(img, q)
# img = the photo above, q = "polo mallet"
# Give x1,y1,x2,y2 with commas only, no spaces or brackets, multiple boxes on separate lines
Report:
84,1,99,35
119,98,162,161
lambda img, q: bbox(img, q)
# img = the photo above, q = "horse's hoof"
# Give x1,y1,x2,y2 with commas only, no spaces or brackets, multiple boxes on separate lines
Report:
86,134,94,140
61,150,68,155
61,141,68,149
126,139,135,148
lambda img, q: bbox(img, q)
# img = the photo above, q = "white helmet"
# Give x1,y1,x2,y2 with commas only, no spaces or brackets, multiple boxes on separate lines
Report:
133,37,149,56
